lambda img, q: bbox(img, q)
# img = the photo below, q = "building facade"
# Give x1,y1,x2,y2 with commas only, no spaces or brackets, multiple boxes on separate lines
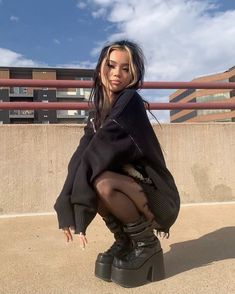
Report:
170,66,235,123
0,66,94,124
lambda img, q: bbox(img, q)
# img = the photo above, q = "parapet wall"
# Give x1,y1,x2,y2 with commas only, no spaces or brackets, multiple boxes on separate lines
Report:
0,123,234,214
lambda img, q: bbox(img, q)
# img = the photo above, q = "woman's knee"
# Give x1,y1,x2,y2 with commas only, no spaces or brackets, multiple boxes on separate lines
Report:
93,171,113,186
93,172,114,200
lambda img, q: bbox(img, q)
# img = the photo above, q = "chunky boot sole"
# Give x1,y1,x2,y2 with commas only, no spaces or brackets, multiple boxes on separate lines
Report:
111,249,165,288
95,260,112,282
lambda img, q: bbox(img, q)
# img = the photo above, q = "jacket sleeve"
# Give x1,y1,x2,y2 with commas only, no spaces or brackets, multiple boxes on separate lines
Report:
54,112,95,229
61,112,95,195
71,117,142,234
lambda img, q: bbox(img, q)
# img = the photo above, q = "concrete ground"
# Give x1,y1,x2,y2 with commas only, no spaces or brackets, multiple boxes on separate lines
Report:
0,203,234,294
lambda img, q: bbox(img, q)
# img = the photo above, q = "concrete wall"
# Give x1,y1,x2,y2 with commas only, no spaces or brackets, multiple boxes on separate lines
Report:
0,123,234,214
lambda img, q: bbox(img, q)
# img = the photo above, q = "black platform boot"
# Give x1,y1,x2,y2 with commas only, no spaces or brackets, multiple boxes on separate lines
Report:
95,215,131,282
111,216,165,288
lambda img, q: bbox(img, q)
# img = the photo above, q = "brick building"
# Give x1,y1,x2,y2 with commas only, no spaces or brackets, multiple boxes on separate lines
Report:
170,66,235,123
0,66,94,124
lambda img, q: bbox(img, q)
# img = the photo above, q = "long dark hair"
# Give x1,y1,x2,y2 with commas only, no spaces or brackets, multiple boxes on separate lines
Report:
88,39,159,128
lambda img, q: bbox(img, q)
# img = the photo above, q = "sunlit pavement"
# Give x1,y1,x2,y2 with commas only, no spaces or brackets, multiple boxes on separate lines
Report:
0,203,234,294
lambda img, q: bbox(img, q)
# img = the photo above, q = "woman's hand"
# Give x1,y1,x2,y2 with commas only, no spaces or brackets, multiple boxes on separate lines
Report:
63,226,75,242
78,233,88,250
62,227,88,250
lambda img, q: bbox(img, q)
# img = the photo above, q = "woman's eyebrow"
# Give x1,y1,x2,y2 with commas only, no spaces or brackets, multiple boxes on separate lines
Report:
108,59,129,66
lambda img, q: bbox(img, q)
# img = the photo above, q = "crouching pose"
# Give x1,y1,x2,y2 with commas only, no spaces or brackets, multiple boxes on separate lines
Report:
54,40,180,288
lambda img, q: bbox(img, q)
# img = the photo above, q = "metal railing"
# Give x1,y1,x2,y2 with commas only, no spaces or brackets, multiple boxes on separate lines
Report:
0,79,235,110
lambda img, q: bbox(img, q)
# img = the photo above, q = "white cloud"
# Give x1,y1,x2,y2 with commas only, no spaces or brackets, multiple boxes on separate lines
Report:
90,0,235,80
53,39,61,45
92,0,112,6
88,0,235,122
76,1,87,9
10,15,19,22
0,48,43,67
57,60,96,69
92,8,107,18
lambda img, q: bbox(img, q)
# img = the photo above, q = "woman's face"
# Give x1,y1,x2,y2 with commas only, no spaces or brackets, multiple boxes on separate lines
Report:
100,49,132,99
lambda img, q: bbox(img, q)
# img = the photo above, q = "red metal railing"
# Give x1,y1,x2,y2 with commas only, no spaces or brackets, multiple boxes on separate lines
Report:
0,102,234,110
0,79,235,110
1,79,235,89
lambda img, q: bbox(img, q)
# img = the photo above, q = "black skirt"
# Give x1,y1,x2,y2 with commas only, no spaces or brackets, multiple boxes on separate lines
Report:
132,177,179,236
120,163,179,235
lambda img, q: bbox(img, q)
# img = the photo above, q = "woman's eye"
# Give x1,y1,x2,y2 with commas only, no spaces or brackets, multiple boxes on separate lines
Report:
123,68,129,72
107,63,114,68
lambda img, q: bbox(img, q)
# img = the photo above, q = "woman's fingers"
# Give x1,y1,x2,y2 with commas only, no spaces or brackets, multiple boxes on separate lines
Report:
62,229,88,250
63,227,73,242
78,233,88,250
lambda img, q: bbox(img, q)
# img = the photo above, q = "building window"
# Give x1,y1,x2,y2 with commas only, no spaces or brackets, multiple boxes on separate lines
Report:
9,110,34,117
10,87,28,94
197,92,231,116
75,77,92,97
56,77,92,98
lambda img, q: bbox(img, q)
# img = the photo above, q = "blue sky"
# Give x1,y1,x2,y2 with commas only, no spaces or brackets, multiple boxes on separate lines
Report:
1,0,235,121
0,0,110,66
1,0,234,69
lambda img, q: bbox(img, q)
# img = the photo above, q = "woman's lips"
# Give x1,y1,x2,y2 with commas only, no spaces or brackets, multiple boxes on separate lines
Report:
110,80,121,85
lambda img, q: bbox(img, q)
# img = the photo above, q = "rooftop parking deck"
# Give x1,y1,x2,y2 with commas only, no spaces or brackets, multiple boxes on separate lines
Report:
0,203,234,294
0,122,234,293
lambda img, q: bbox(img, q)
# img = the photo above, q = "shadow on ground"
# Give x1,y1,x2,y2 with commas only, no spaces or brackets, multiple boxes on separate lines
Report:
164,226,235,278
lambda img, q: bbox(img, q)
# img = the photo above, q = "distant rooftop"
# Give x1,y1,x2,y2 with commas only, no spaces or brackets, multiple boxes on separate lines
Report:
0,66,94,78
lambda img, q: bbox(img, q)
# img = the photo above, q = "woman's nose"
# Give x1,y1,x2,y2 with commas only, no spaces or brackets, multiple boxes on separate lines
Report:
113,67,121,76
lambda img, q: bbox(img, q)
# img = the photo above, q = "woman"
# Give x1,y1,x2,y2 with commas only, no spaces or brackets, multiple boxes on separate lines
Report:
54,40,180,288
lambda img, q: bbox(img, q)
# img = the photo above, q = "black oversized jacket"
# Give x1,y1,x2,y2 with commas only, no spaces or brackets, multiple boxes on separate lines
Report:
54,89,180,234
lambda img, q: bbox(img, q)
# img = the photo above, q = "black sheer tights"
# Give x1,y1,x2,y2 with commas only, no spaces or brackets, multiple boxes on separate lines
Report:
93,171,155,224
